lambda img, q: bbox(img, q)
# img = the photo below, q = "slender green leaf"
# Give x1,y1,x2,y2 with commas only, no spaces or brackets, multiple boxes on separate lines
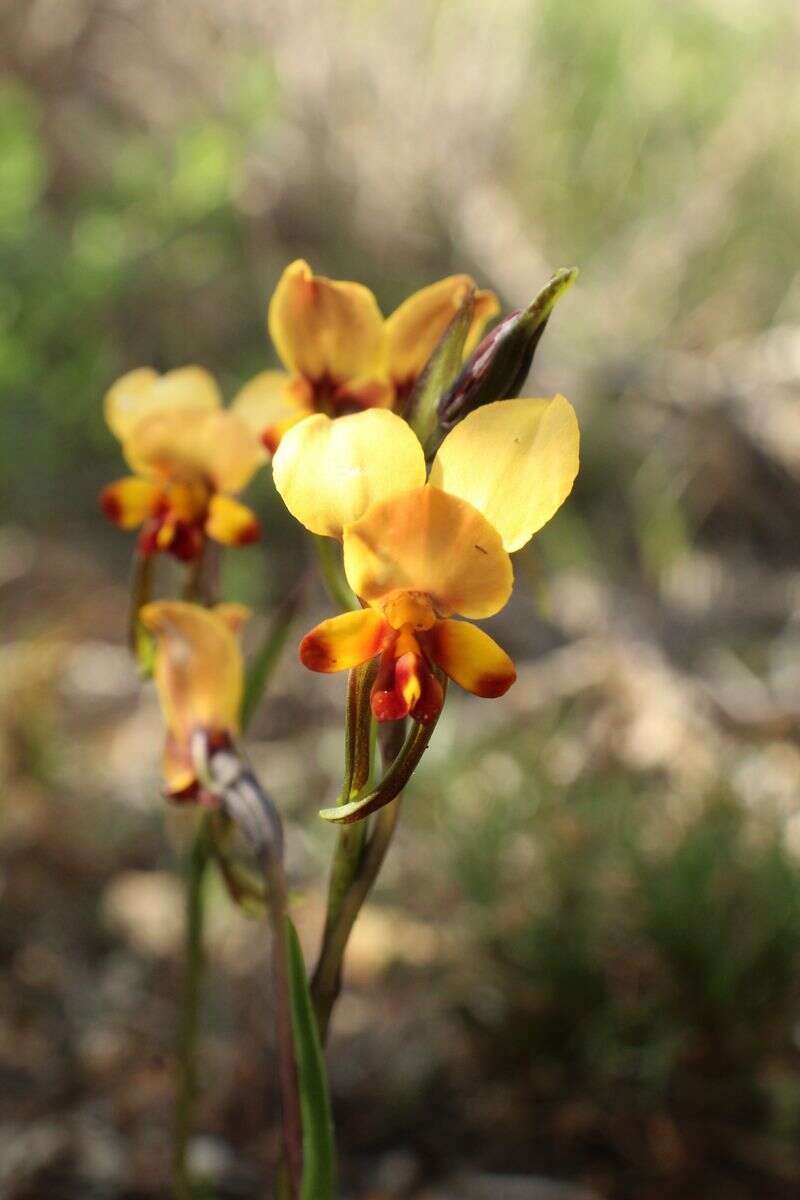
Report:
240,594,299,730
313,534,358,613
286,919,336,1200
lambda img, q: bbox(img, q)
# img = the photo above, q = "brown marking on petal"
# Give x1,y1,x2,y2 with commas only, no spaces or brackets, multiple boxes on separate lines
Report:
232,515,261,546
165,776,200,803
99,486,123,524
136,520,161,558
300,631,337,671
261,427,281,455
336,379,390,411
168,522,204,562
392,377,415,412
206,729,234,755
472,667,517,698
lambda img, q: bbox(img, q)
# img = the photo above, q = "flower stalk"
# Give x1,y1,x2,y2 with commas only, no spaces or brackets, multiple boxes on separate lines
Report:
311,799,401,1044
173,815,211,1200
318,688,446,825
194,734,304,1197
128,552,155,668
310,661,376,1041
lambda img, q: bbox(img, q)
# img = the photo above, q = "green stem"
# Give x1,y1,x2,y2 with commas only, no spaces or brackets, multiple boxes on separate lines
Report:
309,665,373,1038
310,799,401,1044
128,552,154,666
174,816,211,1200
240,575,307,731
264,871,303,1197
313,535,358,612
182,540,217,605
199,744,303,1197
318,695,445,825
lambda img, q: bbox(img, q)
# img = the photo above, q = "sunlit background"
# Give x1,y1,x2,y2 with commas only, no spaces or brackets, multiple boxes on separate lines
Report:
3,1,800,1197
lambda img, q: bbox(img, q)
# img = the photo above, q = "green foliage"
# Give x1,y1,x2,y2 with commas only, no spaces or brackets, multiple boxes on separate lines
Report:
430,729,800,1132
633,798,800,1057
0,80,45,234
286,920,336,1200
240,594,300,731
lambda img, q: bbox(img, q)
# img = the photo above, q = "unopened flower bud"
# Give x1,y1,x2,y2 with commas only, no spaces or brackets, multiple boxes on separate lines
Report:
437,267,578,431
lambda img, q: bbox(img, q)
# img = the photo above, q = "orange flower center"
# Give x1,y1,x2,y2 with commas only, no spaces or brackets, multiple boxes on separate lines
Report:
381,591,437,632
140,479,211,562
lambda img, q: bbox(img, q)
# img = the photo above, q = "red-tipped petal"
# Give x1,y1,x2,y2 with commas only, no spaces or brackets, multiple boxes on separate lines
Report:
426,618,516,698
100,476,162,530
299,609,388,674
205,494,261,547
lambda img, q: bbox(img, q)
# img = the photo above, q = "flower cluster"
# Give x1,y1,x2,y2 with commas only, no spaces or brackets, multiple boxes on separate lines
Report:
98,259,582,1200
101,261,579,802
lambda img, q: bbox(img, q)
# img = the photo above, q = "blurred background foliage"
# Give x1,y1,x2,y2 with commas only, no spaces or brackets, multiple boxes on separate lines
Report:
3,1,800,1197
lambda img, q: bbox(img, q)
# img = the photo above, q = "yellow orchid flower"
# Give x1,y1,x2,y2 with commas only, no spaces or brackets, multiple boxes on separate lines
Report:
231,260,499,452
140,601,249,800
273,396,579,724
100,367,264,560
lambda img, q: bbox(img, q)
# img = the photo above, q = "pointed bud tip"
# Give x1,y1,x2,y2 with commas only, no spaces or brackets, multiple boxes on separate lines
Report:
521,266,579,326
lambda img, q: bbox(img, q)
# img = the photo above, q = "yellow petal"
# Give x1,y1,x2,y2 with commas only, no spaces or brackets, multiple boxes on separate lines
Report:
427,619,516,698
104,366,221,442
125,407,265,495
163,736,199,800
268,259,385,384
273,409,426,538
385,276,500,388
230,370,313,454
100,476,162,529
205,495,260,546
299,609,388,673
429,395,580,553
212,603,252,635
140,601,244,745
344,484,513,619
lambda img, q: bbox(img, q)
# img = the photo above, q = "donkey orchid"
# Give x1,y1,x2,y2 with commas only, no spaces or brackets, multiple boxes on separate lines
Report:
140,601,249,800
273,396,579,724
101,367,264,560
231,260,498,453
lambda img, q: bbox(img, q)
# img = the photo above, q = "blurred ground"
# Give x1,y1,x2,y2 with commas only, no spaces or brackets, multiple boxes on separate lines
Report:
3,1,800,1197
